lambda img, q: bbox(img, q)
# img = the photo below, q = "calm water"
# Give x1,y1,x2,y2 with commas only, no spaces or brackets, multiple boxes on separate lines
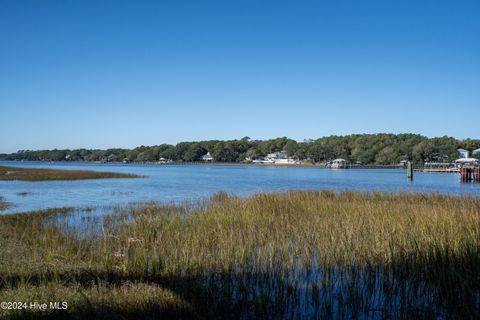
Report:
1,161,479,214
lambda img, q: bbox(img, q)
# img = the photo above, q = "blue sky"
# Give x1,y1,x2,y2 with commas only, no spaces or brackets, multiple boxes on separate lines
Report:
1,0,479,153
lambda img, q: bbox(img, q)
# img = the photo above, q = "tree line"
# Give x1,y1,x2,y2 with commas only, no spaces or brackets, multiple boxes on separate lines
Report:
1,134,479,165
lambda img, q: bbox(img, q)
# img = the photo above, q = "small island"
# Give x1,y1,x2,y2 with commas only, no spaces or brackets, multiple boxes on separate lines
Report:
0,166,141,182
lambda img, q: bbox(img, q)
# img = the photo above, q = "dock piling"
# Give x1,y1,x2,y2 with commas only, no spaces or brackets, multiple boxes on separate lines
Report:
460,166,478,183
407,161,413,181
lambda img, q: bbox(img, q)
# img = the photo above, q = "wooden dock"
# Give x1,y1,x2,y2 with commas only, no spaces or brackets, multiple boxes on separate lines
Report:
418,168,459,173
411,163,480,183
460,166,480,182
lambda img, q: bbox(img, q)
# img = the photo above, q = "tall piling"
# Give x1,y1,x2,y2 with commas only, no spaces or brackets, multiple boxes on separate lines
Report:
407,161,413,181
460,166,466,182
460,166,474,182
475,167,480,182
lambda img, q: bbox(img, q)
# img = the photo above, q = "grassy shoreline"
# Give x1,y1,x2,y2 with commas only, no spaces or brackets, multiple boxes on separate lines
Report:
0,196,9,211
0,166,141,181
1,191,479,319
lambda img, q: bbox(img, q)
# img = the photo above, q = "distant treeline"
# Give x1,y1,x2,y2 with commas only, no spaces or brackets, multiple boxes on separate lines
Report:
1,134,479,165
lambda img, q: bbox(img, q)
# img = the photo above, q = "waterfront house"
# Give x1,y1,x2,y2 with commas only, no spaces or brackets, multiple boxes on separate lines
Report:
251,151,299,164
265,151,287,161
457,148,470,159
158,157,172,164
431,153,449,163
202,152,214,162
455,157,479,167
274,158,299,164
330,158,348,169
264,151,299,164
473,148,480,156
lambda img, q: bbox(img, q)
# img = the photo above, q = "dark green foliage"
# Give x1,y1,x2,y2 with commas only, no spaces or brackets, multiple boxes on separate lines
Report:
1,134,479,165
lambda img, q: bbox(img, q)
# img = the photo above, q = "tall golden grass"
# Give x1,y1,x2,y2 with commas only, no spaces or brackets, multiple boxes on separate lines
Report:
0,191,479,319
0,196,9,211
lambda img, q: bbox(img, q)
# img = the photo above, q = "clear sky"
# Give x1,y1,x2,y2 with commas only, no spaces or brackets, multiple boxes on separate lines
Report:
1,0,479,153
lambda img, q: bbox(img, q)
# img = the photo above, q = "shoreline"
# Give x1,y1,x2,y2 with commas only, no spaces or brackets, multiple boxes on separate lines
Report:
0,160,406,169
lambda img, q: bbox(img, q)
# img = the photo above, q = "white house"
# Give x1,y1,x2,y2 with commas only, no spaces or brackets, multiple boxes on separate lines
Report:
455,158,479,166
251,151,299,164
457,148,470,159
330,158,348,169
157,157,172,164
202,152,213,162
273,158,298,164
265,151,287,161
399,160,408,167
473,148,480,156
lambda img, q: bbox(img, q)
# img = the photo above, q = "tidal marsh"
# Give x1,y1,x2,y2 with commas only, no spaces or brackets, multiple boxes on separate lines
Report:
0,191,479,319
0,166,141,181
0,196,9,211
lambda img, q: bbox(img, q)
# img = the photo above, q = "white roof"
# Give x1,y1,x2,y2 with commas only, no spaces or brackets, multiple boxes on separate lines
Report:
455,158,479,163
332,158,347,162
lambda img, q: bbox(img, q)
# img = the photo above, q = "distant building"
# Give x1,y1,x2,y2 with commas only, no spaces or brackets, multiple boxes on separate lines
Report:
455,158,479,166
274,158,298,164
265,151,287,161
473,148,480,156
330,158,348,169
457,148,470,159
157,157,171,164
431,153,449,163
202,152,213,162
251,151,299,164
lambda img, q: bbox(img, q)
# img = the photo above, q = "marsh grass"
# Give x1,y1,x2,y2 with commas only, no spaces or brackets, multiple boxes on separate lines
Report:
0,197,8,211
0,166,141,181
0,191,479,319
